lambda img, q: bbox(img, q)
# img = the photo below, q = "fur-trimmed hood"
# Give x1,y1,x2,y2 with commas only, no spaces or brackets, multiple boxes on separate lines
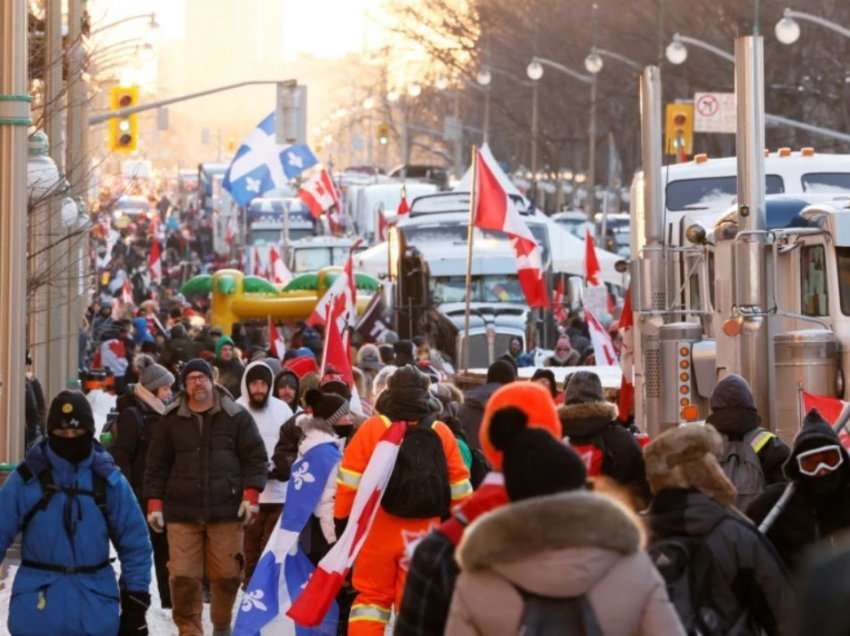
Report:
558,401,618,437
456,492,644,598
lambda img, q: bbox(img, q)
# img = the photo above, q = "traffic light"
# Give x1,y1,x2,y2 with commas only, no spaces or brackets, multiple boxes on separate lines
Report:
665,102,694,159
109,86,139,153
377,122,390,145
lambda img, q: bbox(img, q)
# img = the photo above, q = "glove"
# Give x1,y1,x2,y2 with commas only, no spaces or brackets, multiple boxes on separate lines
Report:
146,499,165,534
238,489,260,527
118,590,150,635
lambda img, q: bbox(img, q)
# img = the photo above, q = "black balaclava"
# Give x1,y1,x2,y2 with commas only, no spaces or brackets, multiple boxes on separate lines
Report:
46,390,95,464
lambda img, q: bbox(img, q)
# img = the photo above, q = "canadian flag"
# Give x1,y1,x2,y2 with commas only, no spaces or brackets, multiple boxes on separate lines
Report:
585,229,601,286
472,148,549,308
617,287,635,423
585,307,618,366
308,241,360,330
298,168,340,220
252,247,267,277
268,316,286,360
225,217,237,247
397,187,410,217
553,276,568,323
320,299,354,387
801,391,850,449
268,245,292,285
377,206,388,241
149,240,162,285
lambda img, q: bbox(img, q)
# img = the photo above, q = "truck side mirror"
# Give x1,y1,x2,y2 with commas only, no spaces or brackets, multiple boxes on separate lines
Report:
567,276,584,311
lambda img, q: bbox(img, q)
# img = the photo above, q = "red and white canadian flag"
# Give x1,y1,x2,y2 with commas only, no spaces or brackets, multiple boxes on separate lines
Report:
585,228,601,286
148,240,162,285
397,186,410,217
585,307,618,366
268,245,292,285
472,148,549,308
252,247,266,277
617,287,635,423
553,276,568,323
268,316,286,360
308,240,361,329
377,206,388,241
298,167,340,220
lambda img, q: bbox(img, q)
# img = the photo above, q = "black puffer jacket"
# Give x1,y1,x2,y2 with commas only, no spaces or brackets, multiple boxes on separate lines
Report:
144,385,268,523
649,488,795,635
747,410,850,572
112,384,165,499
458,383,501,450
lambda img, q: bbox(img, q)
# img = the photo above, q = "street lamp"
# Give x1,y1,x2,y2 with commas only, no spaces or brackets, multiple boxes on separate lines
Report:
665,40,688,65
584,51,604,74
584,47,643,74
476,68,492,86
665,33,735,64
387,89,400,103
526,60,544,81
775,15,801,44
407,84,422,97
774,7,850,44
435,77,449,91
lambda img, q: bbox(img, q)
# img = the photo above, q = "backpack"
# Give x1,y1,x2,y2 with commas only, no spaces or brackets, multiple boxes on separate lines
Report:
381,420,451,519
719,428,774,510
515,585,603,636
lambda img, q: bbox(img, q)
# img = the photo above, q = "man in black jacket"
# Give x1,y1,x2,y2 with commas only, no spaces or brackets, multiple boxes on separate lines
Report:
144,358,267,636
458,359,515,450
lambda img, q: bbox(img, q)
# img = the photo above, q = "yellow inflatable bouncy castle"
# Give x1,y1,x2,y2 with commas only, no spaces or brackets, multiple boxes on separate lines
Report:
180,267,380,335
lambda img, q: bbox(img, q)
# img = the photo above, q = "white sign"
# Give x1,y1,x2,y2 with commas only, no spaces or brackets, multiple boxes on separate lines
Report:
694,92,736,134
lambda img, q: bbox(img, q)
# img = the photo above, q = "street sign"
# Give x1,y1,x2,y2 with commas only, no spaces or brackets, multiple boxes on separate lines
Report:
276,81,307,145
443,115,462,142
694,92,736,133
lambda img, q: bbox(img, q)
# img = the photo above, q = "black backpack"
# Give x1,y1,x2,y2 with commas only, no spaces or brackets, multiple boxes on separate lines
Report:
381,420,451,519
515,586,603,636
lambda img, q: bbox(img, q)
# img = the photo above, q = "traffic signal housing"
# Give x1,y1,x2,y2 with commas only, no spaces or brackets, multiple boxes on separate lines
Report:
109,86,139,153
377,122,390,145
665,102,694,159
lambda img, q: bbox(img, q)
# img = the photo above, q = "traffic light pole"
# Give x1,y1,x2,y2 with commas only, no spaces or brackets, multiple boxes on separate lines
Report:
89,80,293,126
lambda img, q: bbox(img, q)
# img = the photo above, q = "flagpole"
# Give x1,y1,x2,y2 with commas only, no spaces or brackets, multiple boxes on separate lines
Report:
463,145,478,373
319,302,332,377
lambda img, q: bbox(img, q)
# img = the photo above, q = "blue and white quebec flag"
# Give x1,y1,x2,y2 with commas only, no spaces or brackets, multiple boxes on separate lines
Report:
234,440,341,636
223,112,318,206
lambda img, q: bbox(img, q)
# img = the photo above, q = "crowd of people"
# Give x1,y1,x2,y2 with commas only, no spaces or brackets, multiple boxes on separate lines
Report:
5,288,850,635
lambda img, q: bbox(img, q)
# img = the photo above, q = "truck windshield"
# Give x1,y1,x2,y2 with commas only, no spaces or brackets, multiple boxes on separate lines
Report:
431,275,525,304
402,222,550,263
287,228,314,241
666,175,784,211
802,173,850,194
248,229,280,245
293,247,351,271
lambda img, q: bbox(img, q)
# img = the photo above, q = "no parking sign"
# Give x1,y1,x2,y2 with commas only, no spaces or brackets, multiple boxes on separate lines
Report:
694,92,736,133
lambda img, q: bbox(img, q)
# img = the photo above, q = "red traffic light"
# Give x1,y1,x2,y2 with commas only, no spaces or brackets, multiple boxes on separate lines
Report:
118,133,133,146
118,94,133,108
673,113,688,126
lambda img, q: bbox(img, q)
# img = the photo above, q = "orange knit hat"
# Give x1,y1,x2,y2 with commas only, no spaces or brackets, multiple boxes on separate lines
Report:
479,381,562,470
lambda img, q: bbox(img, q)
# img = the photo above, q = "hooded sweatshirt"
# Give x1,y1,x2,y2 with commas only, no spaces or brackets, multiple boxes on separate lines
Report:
274,368,301,414
237,360,293,504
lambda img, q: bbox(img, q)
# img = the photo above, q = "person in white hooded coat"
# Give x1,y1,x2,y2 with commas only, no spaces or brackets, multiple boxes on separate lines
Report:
237,359,293,581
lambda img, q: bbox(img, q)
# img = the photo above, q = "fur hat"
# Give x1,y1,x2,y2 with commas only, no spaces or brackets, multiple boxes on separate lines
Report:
644,423,737,507
479,381,561,471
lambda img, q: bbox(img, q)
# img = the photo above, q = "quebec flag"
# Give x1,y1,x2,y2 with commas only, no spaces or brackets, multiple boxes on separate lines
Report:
223,112,318,207
233,440,341,636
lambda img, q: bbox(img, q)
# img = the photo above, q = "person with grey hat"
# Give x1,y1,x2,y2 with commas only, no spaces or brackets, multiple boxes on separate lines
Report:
113,353,175,609
559,370,650,505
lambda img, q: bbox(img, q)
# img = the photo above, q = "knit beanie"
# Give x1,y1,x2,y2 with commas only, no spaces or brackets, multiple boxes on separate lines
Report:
180,358,214,384
489,406,587,502
136,354,175,393
479,381,561,471
304,388,349,426
486,359,517,385
47,390,95,434
215,335,235,358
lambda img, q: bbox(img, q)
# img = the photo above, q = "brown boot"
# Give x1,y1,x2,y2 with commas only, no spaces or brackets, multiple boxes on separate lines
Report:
169,576,203,636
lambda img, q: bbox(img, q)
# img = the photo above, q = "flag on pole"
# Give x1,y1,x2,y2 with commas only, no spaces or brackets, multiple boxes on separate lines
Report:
585,308,618,366
472,148,548,308
396,186,410,217
308,242,361,330
268,245,292,285
617,288,635,423
149,240,162,285
252,247,267,278
553,276,568,323
377,206,388,241
268,317,286,360
585,228,601,286
233,441,342,636
298,167,340,220
801,391,850,450
287,422,407,627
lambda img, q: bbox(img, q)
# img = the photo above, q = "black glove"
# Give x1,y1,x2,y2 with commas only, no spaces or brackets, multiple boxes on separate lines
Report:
118,590,150,635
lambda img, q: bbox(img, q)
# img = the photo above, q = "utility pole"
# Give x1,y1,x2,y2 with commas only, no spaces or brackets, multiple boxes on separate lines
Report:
0,0,29,461
587,75,597,220
531,81,539,208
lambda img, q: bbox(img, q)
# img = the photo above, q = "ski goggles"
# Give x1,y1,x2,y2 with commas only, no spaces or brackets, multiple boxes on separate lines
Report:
796,444,844,477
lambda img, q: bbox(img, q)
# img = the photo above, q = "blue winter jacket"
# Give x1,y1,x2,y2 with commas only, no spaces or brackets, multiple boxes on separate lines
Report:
0,441,152,636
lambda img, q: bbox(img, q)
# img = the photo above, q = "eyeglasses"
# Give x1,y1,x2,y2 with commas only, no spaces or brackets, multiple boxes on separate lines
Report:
796,444,844,477
185,374,210,385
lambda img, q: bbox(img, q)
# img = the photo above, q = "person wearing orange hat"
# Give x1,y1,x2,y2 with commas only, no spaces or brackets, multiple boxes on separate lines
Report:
335,366,472,636
396,381,562,636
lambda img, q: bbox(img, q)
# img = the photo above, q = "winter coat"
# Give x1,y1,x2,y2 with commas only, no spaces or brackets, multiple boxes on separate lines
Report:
544,349,581,367
558,400,651,503
24,377,45,448
649,488,795,635
216,357,244,399
458,382,502,450
143,385,268,523
159,332,194,373
747,410,850,572
273,367,301,413
445,491,685,636
272,412,306,481
0,441,151,636
112,383,166,499
236,360,293,504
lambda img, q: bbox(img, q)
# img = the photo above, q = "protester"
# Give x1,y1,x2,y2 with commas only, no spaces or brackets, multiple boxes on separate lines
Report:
544,335,581,366
530,367,558,399
797,533,850,636
0,390,152,636
236,360,293,583
144,358,268,636
748,409,850,571
335,365,472,635
112,354,174,609
393,339,416,367
25,351,46,448
273,367,301,413
458,359,516,450
559,370,650,503
706,373,790,509
356,342,383,386
396,382,561,636
645,423,795,635
445,407,684,636
214,335,244,398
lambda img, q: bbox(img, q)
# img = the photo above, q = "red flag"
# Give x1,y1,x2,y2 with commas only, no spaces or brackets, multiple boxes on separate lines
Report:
377,206,388,241
553,276,568,323
320,299,354,387
268,245,292,285
472,149,548,308
397,187,410,217
585,308,618,366
618,287,634,423
801,391,850,449
308,241,361,328
268,316,286,360
252,247,267,277
585,228,601,286
298,168,340,219
148,240,162,284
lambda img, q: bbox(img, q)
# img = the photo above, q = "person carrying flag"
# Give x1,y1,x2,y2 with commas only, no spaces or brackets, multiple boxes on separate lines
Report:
334,365,472,635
